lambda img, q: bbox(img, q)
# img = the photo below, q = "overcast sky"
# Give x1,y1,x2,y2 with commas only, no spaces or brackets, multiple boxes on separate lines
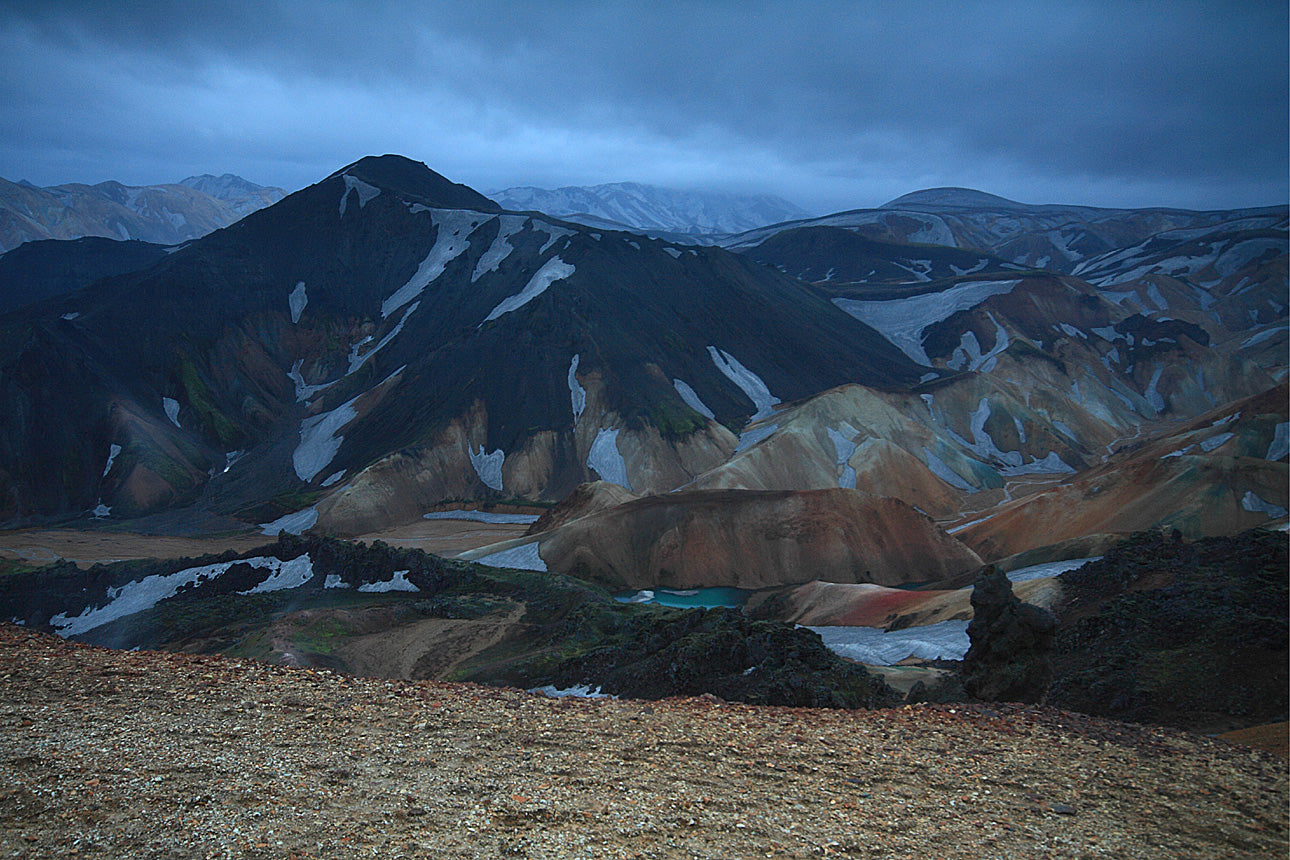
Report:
0,0,1285,214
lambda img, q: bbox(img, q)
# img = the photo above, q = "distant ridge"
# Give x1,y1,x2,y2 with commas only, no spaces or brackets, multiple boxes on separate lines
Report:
489,181,810,235
0,173,286,253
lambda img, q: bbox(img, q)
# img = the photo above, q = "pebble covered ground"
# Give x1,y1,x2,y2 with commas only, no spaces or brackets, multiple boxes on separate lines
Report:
1,624,1285,859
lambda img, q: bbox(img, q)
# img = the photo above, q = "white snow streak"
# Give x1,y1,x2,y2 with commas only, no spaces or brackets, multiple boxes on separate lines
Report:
383,210,488,317
484,257,575,323
259,506,319,536
469,444,505,491
568,355,587,423
289,281,307,324
293,394,360,482
339,175,380,215
1242,491,1288,519
734,423,778,455
240,555,316,594
587,428,631,489
472,215,527,282
672,379,715,421
1267,423,1289,461
827,427,858,489
102,444,122,477
707,346,780,420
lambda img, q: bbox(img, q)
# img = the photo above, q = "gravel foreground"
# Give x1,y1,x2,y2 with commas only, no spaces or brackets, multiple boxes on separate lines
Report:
0,624,1285,859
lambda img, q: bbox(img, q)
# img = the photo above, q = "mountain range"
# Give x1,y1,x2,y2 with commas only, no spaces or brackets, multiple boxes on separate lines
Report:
0,173,286,253
0,154,1284,653
488,181,811,236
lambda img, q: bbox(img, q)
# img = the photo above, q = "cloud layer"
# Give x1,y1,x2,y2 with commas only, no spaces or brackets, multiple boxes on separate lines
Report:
0,0,1285,213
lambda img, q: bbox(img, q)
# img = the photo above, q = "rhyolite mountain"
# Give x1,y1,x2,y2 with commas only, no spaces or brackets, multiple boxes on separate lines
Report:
723,186,1285,274
489,181,811,237
0,173,286,253
0,155,921,530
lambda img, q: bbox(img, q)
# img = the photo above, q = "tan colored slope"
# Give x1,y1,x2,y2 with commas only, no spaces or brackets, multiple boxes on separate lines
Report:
535,487,982,590
957,384,1289,561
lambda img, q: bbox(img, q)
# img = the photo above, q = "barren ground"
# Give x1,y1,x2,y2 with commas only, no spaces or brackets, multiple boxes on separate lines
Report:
1,625,1286,859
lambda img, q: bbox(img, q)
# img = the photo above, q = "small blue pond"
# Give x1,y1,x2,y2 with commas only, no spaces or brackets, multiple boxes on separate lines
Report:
613,587,750,609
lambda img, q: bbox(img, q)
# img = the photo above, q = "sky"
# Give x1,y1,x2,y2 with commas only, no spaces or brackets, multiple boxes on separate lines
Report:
0,0,1285,215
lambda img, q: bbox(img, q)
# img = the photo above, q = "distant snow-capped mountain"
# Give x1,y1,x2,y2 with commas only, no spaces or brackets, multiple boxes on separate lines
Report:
489,181,811,236
0,174,287,253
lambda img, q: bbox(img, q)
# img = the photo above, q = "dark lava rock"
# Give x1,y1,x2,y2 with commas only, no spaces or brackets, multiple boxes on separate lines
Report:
962,565,1056,704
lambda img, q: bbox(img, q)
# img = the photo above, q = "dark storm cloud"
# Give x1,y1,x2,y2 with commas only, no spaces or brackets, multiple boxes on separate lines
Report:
0,0,1284,212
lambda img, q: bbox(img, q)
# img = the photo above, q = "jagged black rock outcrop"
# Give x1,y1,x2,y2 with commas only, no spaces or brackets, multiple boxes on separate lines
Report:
961,565,1056,704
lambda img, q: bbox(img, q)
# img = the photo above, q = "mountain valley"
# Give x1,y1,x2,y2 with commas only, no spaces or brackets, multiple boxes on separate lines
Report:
0,154,1285,744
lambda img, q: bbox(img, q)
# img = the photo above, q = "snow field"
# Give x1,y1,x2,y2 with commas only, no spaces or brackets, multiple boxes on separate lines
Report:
833,280,1020,366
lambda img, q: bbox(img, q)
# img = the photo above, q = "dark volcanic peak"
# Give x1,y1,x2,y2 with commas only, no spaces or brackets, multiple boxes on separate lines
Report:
328,155,500,213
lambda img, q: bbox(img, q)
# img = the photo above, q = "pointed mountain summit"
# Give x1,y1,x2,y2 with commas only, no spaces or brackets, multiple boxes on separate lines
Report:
328,155,500,212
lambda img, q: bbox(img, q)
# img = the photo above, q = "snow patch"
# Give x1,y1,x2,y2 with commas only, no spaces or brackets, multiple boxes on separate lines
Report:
293,394,360,482
672,378,715,421
339,174,380,215
533,221,575,254
289,281,307,324
358,570,419,593
1000,452,1076,476
707,346,780,420
811,620,970,665
484,257,575,323
350,304,417,374
102,443,122,477
664,247,682,259
1267,423,1289,461
530,684,612,699
259,506,319,536
288,359,333,403
324,574,350,589
922,448,974,491
568,355,587,423
1007,557,1101,583
52,554,314,636
734,423,778,455
1242,326,1286,349
827,427,858,489
423,510,540,524
1199,432,1234,453
321,470,346,487
473,542,547,572
1242,491,1288,519
162,397,181,428
383,211,488,317
469,444,505,491
472,214,527,282
832,280,1019,365
240,555,315,594
587,428,631,489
